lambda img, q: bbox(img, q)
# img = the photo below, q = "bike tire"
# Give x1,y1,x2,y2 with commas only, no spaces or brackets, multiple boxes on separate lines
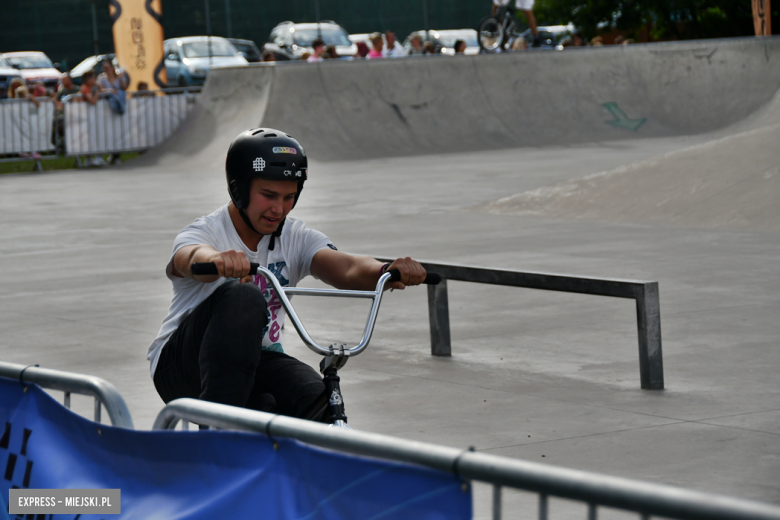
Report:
477,16,505,53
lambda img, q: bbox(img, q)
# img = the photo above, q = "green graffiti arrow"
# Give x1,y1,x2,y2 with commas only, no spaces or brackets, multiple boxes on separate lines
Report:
603,102,646,131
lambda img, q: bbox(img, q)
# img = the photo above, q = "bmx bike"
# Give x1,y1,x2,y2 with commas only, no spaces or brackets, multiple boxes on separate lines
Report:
477,4,519,53
191,262,441,430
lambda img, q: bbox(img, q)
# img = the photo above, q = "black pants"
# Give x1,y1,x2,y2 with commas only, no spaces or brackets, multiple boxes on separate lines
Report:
153,281,325,418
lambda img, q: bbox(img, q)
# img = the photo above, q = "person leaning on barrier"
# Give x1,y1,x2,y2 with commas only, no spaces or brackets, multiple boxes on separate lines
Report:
79,71,100,105
51,73,80,153
97,59,129,115
8,78,40,108
147,128,428,421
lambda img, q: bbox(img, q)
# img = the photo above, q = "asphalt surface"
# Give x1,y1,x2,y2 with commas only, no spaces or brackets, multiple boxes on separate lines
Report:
1,36,779,518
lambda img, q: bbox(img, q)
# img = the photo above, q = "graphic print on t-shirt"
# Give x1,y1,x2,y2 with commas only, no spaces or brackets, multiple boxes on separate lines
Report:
253,261,290,352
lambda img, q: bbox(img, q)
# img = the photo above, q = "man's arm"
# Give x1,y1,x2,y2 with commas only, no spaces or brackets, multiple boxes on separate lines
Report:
172,244,253,283
310,248,426,291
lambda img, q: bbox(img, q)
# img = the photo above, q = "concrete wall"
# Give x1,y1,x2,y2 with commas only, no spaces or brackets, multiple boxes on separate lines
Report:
153,36,780,164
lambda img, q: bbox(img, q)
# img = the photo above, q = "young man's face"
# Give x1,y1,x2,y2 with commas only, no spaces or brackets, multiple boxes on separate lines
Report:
245,178,299,235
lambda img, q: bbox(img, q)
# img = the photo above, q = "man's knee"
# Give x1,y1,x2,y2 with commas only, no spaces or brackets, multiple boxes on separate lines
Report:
213,281,268,325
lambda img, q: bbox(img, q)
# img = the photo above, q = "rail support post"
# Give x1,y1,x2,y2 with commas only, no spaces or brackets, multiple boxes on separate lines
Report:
427,279,451,356
636,282,664,389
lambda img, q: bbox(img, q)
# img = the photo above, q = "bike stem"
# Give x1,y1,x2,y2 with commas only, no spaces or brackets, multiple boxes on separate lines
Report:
320,344,350,425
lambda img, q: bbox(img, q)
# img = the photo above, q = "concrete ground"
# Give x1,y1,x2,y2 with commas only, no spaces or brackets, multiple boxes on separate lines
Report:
1,37,779,518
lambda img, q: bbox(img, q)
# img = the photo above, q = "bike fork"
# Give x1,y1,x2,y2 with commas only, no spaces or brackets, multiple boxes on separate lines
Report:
320,344,350,426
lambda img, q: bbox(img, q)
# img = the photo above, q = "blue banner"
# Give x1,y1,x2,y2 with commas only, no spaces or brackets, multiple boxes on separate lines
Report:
0,377,471,519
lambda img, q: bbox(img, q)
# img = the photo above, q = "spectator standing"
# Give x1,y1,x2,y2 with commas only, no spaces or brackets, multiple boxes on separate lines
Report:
80,71,100,105
52,73,80,154
324,45,338,59
368,33,384,59
307,39,326,62
408,34,424,55
354,42,369,59
78,71,106,167
383,31,406,57
8,78,40,108
423,41,438,55
97,59,129,115
454,40,467,54
511,37,528,51
262,51,276,62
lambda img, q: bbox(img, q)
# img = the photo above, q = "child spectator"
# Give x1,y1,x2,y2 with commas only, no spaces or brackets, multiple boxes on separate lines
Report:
80,71,100,105
368,33,384,59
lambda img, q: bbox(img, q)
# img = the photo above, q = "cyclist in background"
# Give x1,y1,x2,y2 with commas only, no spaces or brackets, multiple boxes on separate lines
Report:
492,0,540,47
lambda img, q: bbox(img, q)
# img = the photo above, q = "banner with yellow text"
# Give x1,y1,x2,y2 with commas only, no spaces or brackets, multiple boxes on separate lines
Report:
109,0,167,91
753,0,772,36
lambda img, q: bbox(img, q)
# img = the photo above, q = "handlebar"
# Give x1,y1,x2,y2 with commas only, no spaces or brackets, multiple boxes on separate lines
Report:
190,262,440,357
191,262,441,285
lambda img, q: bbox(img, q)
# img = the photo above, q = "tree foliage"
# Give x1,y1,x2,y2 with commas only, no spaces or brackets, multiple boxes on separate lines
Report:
534,0,759,40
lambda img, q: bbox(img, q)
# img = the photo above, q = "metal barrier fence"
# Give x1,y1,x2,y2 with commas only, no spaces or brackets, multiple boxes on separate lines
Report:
0,98,56,169
0,89,199,169
0,361,133,429
154,398,780,520
63,89,198,157
376,258,664,390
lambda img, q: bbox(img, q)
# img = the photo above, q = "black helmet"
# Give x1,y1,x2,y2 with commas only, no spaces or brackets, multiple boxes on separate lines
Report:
226,128,308,210
225,128,308,249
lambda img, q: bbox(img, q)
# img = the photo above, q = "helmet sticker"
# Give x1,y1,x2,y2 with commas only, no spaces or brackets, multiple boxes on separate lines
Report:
253,157,266,171
283,170,293,177
273,146,297,154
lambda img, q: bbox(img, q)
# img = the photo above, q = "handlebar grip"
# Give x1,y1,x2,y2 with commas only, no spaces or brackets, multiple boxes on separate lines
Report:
191,262,260,276
388,269,441,285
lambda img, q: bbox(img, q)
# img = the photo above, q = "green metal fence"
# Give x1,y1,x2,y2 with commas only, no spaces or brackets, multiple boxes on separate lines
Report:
2,0,491,72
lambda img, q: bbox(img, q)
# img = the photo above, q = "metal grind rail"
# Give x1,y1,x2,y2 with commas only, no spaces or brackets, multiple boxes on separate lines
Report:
154,398,780,520
0,361,133,429
376,258,664,390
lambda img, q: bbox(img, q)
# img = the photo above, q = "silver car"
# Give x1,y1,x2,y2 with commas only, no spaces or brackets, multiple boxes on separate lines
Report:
164,36,248,87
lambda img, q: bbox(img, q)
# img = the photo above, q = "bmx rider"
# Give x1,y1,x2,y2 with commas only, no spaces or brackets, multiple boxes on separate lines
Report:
147,129,427,421
493,0,539,47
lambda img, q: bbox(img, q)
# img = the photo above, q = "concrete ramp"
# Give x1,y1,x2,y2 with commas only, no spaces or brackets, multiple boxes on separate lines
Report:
141,37,780,165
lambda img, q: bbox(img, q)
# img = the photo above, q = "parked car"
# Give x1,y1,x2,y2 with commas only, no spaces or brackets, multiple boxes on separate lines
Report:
227,38,262,63
402,29,480,55
518,24,575,49
264,21,356,60
69,53,118,85
0,55,24,99
164,36,248,87
348,33,405,56
2,51,62,93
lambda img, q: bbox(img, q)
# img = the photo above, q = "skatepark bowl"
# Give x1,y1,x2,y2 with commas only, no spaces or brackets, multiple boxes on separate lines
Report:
1,35,779,518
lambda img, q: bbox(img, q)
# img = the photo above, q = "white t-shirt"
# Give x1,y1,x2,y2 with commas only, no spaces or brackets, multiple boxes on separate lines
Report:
146,204,333,377
493,0,534,9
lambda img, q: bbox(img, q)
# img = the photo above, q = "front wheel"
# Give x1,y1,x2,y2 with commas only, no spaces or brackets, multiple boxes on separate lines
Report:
477,16,505,53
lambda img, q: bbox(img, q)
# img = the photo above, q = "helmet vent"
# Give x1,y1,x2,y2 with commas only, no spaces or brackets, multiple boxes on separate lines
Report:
263,133,278,138
270,162,286,167
251,129,264,135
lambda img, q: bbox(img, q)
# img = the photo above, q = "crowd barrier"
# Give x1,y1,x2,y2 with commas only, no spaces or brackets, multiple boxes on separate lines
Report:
0,98,56,158
3,361,780,519
0,89,199,169
63,89,198,156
